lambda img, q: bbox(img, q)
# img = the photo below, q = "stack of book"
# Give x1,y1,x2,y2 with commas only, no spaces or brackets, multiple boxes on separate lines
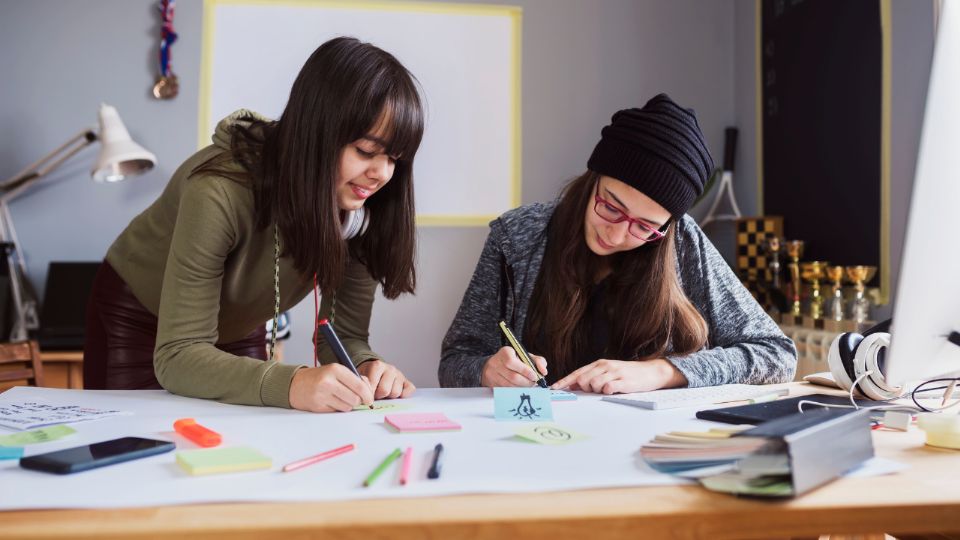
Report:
641,409,874,497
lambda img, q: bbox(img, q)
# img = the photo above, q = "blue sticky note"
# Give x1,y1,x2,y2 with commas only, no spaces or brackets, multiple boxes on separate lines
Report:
550,390,577,401
0,446,24,460
494,387,553,421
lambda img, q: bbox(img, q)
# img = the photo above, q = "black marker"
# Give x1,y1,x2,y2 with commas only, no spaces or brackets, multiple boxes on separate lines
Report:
427,443,444,479
318,318,362,378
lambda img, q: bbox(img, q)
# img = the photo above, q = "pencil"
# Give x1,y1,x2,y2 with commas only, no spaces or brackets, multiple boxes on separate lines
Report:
282,443,355,473
399,446,413,485
363,448,402,487
498,321,548,388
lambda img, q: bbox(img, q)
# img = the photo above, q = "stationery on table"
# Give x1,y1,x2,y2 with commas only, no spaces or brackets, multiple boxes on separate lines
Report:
514,424,587,446
427,443,444,479
0,447,24,460
176,446,272,476
494,387,553,421
282,443,355,473
352,402,412,413
0,400,125,430
0,425,76,446
602,384,790,411
317,318,362,378
173,418,222,447
399,446,413,485
550,390,577,401
498,320,548,388
363,447,402,487
385,413,461,432
642,408,874,497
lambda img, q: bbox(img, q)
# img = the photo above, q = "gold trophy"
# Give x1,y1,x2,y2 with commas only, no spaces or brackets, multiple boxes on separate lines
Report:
785,240,805,319
825,265,846,322
800,261,829,321
845,265,877,324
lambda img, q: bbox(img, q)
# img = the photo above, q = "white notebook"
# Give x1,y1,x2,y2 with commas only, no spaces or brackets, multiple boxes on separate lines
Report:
602,384,790,411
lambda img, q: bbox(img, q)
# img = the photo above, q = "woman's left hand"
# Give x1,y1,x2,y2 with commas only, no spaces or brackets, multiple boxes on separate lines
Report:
551,358,687,394
357,360,416,399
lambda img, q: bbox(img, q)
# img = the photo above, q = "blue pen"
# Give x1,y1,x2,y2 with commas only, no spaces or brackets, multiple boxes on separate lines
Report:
318,318,362,378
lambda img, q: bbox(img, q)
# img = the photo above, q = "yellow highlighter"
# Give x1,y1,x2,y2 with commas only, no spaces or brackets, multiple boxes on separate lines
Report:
498,321,548,388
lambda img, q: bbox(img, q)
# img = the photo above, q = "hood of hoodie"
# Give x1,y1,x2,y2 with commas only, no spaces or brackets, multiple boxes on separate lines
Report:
211,109,273,151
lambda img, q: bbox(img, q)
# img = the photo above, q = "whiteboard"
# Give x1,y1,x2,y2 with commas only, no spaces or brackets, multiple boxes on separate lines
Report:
199,0,522,225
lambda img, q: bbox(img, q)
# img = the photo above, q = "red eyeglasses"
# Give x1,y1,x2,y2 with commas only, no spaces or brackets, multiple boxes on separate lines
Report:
593,187,668,242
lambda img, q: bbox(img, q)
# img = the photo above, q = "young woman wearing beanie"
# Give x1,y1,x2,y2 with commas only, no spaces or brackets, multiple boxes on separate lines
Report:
439,94,796,393
84,37,422,411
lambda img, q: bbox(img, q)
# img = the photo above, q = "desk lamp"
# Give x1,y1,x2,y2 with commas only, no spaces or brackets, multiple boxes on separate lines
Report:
0,104,156,342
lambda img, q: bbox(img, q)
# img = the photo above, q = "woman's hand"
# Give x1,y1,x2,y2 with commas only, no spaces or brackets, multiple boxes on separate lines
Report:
357,360,416,399
289,364,375,412
551,358,687,394
481,346,549,387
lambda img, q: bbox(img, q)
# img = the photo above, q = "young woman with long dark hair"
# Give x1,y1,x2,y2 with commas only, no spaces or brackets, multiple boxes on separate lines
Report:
440,94,796,393
84,37,423,411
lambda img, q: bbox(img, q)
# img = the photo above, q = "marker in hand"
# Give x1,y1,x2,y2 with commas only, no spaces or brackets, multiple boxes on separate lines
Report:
498,321,548,388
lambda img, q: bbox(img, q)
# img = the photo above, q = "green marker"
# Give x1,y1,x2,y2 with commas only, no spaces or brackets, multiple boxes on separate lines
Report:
363,448,402,487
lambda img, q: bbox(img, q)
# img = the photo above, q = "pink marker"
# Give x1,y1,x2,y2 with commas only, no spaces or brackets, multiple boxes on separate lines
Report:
399,446,413,485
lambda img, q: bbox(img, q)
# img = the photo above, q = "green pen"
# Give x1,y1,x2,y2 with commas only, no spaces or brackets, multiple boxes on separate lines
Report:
363,448,403,487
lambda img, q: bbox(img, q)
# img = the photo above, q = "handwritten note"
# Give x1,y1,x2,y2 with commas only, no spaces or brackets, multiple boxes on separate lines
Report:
352,402,412,413
514,424,587,445
384,413,461,432
0,425,76,446
494,387,553,421
0,401,125,431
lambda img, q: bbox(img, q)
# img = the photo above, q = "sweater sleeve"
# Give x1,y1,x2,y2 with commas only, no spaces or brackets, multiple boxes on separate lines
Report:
153,178,300,408
666,217,798,387
316,256,382,367
439,224,507,388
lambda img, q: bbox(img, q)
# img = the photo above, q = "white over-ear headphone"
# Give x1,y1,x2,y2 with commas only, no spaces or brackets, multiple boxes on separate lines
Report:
340,207,368,240
826,319,903,400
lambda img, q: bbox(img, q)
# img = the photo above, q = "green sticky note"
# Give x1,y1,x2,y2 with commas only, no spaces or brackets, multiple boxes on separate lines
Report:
513,424,587,445
176,446,272,476
352,402,412,413
0,446,24,460
0,425,76,446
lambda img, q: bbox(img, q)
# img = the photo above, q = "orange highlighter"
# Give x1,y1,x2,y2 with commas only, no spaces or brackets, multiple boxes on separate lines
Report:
173,418,222,448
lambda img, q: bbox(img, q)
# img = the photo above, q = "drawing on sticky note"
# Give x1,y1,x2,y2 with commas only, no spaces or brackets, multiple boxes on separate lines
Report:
510,394,542,420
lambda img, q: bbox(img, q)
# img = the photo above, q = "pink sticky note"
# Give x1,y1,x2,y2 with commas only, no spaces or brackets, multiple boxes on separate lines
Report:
385,413,461,432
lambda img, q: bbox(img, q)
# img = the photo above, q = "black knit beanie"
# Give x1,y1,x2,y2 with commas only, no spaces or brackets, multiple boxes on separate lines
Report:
587,94,714,218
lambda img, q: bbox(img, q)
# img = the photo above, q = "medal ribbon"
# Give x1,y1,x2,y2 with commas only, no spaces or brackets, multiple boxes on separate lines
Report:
158,0,178,78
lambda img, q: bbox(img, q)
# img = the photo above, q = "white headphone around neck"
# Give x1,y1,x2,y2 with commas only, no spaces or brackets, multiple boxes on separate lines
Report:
340,207,368,240
825,319,903,401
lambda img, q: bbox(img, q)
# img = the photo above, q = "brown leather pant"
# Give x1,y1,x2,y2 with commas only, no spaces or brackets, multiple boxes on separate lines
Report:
83,261,266,390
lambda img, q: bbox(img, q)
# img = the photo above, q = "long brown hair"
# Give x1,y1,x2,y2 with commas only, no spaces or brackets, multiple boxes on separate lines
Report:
524,171,708,379
196,37,423,298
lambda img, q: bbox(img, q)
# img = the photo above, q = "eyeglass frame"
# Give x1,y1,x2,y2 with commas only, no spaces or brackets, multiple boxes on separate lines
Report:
592,182,670,242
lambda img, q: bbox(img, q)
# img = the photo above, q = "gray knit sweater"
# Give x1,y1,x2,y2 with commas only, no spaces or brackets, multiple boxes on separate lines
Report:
439,202,797,388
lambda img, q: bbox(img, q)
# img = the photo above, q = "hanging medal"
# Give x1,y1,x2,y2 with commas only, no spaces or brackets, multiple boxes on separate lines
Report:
152,0,179,100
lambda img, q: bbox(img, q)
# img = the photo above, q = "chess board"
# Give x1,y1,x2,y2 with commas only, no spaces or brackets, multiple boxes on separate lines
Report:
735,216,784,306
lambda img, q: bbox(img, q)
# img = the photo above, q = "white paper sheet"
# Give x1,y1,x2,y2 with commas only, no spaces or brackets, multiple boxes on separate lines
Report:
0,399,126,430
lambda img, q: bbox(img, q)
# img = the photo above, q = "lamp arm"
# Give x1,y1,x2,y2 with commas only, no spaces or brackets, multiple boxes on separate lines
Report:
1,128,97,195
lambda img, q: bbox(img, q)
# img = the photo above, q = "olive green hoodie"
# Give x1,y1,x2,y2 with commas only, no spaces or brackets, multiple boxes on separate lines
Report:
106,110,382,408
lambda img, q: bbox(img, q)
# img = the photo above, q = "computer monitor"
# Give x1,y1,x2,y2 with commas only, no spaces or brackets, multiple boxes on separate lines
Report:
887,0,960,385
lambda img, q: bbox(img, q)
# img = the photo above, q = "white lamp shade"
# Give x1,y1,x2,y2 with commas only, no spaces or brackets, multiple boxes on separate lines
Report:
92,104,156,183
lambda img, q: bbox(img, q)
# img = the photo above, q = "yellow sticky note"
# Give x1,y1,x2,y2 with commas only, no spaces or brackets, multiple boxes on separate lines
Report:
352,402,412,413
514,424,587,445
176,446,271,476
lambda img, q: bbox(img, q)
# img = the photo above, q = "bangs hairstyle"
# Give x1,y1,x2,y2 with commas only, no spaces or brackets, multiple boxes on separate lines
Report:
203,36,424,298
524,171,708,380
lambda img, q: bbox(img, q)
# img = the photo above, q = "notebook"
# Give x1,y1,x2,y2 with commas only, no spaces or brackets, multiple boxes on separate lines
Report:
602,384,789,410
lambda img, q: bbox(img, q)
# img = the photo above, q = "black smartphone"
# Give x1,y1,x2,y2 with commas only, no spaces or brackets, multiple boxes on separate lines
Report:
19,437,175,474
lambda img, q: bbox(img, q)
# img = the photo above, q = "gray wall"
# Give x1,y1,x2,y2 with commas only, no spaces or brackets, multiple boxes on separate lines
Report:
0,0,933,387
